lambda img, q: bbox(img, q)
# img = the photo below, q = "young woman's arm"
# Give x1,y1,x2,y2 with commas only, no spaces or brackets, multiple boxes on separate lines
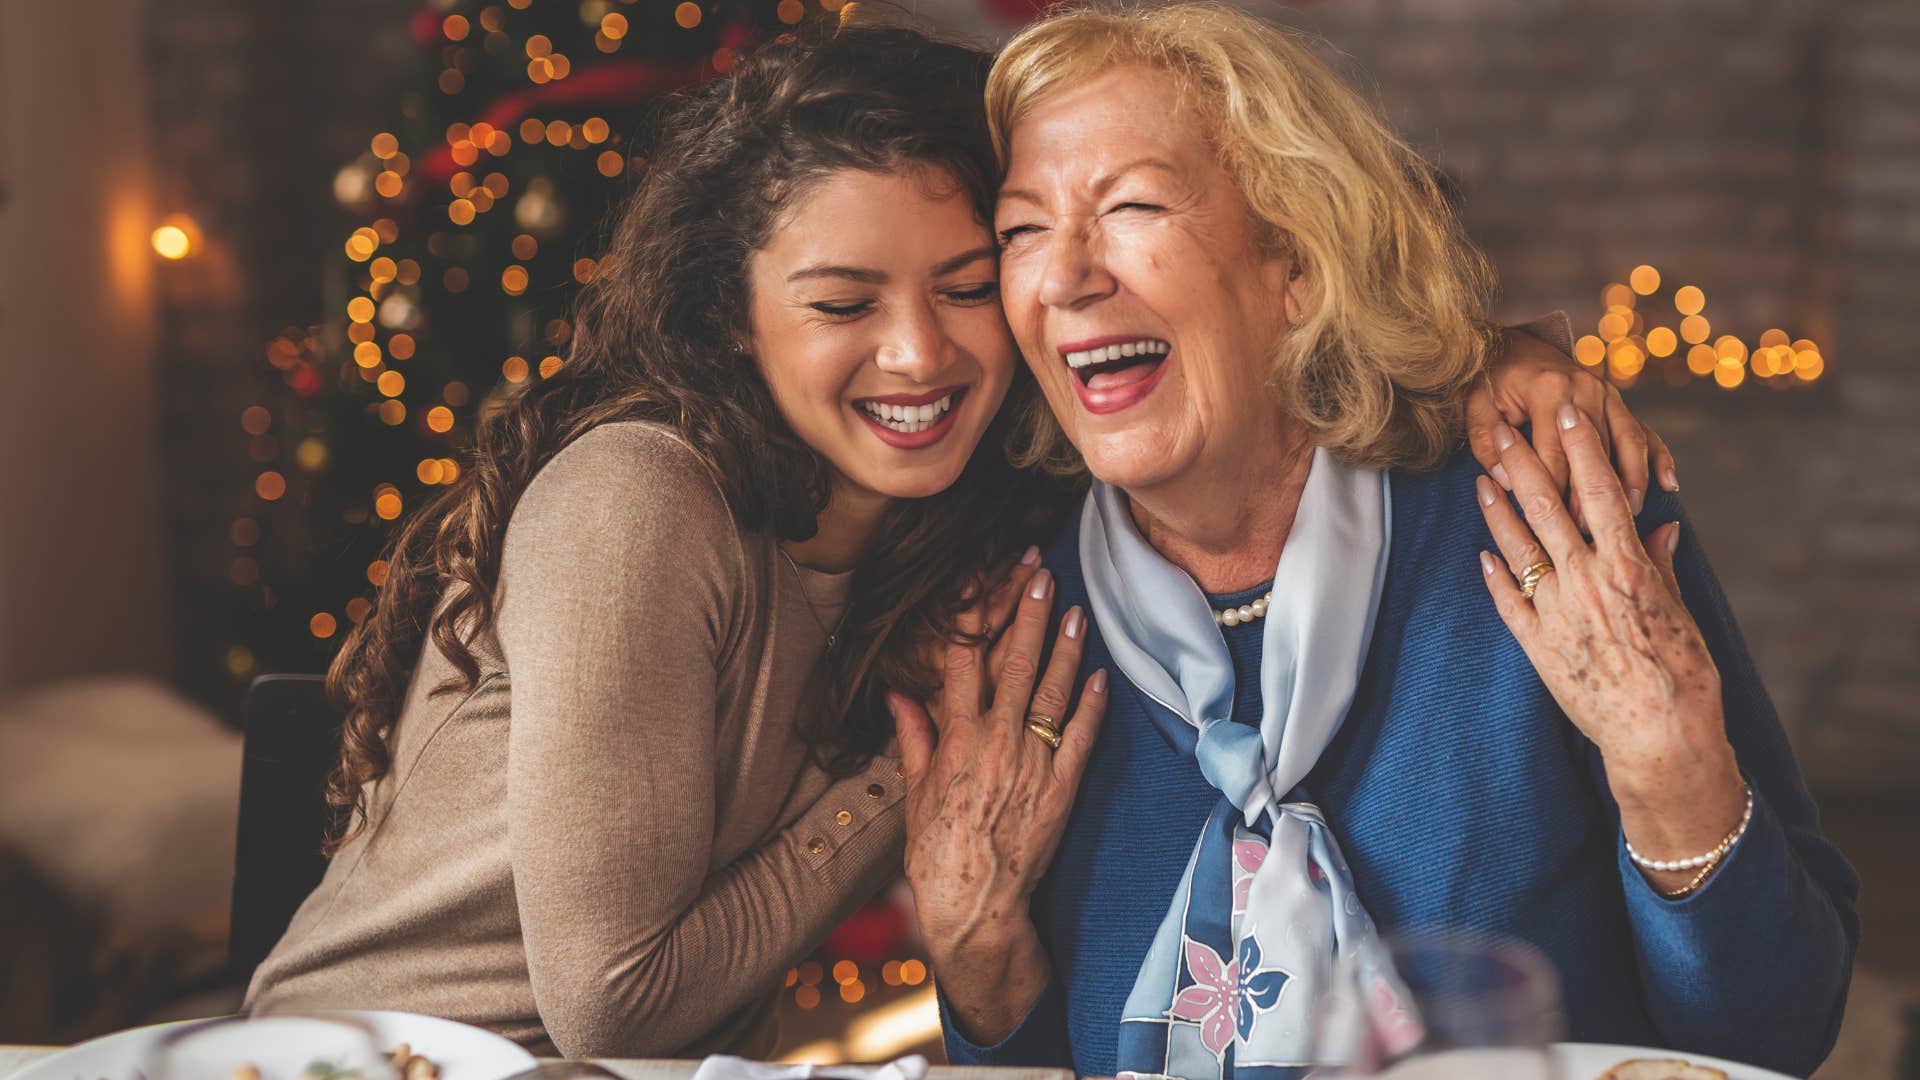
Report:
495,424,902,1057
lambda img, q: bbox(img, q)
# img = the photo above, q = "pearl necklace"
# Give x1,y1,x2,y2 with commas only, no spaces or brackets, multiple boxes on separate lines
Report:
1214,592,1273,627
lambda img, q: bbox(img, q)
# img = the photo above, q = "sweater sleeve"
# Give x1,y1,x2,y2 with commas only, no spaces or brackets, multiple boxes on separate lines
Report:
939,979,1073,1068
1602,492,1859,1077
495,425,904,1058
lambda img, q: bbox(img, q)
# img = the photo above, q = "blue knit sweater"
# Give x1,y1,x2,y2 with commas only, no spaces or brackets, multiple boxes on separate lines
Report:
942,449,1858,1078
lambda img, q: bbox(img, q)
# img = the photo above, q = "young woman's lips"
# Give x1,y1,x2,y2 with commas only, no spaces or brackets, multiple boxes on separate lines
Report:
853,386,969,450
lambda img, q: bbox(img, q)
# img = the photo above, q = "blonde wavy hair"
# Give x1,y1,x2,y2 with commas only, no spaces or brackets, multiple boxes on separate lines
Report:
987,2,1501,472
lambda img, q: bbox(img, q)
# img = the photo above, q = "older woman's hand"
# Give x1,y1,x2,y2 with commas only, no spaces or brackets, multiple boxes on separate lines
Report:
1468,329,1679,523
888,568,1107,1044
1475,403,1746,894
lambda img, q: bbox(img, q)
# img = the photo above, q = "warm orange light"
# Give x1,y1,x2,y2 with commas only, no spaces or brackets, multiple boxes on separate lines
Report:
1629,265,1661,295
444,381,471,406
442,14,470,40
367,560,391,586
379,399,408,425
1600,283,1635,310
572,258,598,284
778,0,805,23
676,2,702,28
839,980,866,1004
255,471,287,501
1572,335,1605,367
832,960,858,985
417,458,445,485
1597,311,1630,342
539,355,564,378
1759,328,1789,349
795,985,820,1009
346,598,373,624
502,356,530,382
881,960,903,986
449,199,477,225
1686,344,1717,376
377,370,406,397
427,406,455,433
241,405,272,435
1714,335,1748,364
1645,327,1677,358
598,150,625,177
526,34,553,58
152,215,201,259
296,438,328,471
1680,314,1710,345
1714,364,1746,389
348,296,376,323
601,12,629,38
371,132,400,159
1673,285,1705,316
900,959,928,985
310,613,338,639
582,117,610,144
389,333,416,361
512,233,538,260
502,266,529,295
354,341,383,368
375,491,404,520
520,117,546,143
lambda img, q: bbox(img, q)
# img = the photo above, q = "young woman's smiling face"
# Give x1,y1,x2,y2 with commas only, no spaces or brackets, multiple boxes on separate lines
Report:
746,166,1015,503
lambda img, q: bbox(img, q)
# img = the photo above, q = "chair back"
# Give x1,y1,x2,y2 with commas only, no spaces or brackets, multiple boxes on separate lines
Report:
230,674,340,987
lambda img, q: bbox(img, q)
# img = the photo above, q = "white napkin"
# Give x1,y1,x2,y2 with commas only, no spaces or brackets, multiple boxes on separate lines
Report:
689,1055,929,1080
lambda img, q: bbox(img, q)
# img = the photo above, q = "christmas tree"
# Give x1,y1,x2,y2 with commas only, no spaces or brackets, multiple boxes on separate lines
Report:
228,0,825,682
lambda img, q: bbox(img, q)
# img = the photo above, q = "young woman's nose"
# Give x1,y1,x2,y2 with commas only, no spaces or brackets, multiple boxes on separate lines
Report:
873,302,954,382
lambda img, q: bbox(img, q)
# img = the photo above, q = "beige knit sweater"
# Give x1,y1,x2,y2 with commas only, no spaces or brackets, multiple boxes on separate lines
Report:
244,421,906,1059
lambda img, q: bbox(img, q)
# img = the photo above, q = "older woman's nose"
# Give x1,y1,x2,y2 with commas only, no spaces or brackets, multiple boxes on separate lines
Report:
874,302,955,381
1037,227,1117,310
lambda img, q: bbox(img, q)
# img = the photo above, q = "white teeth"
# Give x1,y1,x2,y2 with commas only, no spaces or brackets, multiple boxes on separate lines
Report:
1064,338,1169,369
858,393,956,434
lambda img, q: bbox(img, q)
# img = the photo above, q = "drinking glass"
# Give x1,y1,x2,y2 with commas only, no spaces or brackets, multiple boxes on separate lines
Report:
1310,928,1565,1080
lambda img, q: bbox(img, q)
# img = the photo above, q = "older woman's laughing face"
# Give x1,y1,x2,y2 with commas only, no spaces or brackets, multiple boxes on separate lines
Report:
994,65,1309,497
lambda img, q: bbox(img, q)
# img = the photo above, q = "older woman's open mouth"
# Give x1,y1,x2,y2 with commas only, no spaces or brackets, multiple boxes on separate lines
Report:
1059,336,1171,415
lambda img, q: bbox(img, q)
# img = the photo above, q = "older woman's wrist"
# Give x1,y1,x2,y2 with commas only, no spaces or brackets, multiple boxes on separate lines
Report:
1605,735,1747,863
929,922,1052,1046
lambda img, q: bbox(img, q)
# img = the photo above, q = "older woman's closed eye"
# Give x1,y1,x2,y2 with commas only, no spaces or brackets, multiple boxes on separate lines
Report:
896,5,1857,1079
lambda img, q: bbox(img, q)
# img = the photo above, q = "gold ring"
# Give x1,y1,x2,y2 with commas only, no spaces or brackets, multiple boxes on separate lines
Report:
1518,560,1556,599
1025,718,1062,750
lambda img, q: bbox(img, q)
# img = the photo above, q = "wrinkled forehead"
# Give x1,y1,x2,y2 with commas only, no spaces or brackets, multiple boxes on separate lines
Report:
997,64,1220,192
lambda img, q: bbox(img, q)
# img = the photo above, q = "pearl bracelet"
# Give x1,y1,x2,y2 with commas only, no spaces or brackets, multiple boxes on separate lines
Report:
1624,780,1754,873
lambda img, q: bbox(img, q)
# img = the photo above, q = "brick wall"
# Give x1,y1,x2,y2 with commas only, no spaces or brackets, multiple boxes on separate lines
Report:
1279,0,1920,790
146,1,414,706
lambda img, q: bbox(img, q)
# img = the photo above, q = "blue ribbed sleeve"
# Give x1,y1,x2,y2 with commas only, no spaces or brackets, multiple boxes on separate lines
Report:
1608,493,1859,1076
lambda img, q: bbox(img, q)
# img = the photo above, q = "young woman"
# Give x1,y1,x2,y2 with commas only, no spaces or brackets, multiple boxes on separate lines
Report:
245,22,1673,1061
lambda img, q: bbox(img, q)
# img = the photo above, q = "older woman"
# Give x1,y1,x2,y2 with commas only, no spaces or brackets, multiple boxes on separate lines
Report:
891,5,1857,1078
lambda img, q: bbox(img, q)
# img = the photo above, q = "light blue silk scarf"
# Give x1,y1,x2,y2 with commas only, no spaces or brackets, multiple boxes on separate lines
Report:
1080,448,1395,1080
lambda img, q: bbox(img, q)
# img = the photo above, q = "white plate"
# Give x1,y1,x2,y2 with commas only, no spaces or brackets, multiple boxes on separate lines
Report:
1553,1043,1797,1080
11,1010,536,1080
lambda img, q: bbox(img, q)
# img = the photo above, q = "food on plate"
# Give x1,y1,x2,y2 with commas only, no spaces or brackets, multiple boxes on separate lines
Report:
228,1044,439,1080
1596,1059,1730,1080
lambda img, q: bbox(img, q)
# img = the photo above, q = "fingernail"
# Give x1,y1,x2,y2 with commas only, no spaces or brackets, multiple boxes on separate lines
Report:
1662,465,1680,492
1667,521,1681,557
1475,475,1496,508
1493,423,1515,451
1090,668,1108,693
1490,462,1512,491
1629,488,1645,516
1020,545,1041,565
1479,551,1497,577
1557,402,1580,430
1062,606,1085,639
1028,568,1053,600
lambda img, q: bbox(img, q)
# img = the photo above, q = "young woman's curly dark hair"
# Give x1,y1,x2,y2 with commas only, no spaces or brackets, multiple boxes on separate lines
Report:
321,26,1076,852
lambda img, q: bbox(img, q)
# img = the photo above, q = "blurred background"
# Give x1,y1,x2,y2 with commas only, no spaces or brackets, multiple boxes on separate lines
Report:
0,0,1915,1074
